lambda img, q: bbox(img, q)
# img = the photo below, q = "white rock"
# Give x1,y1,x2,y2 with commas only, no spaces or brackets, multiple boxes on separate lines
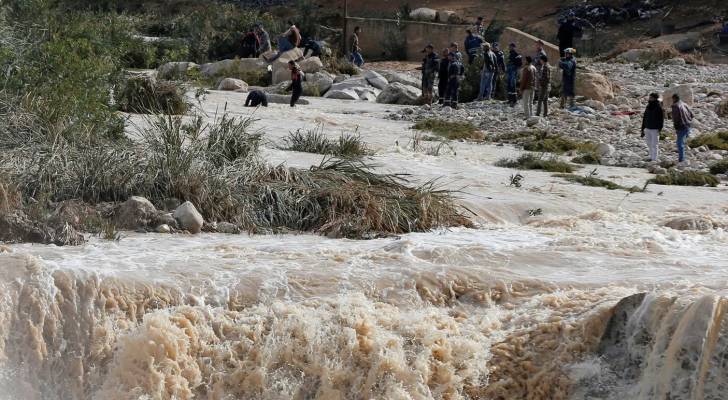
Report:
217,78,248,91
376,82,422,105
364,70,389,90
324,89,360,100
174,201,204,234
409,7,437,21
155,224,171,234
157,62,199,80
596,143,616,157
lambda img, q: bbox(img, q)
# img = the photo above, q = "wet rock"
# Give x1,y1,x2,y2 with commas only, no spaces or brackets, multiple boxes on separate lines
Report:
113,196,157,230
216,222,239,234
155,224,171,234
376,82,422,105
298,56,323,74
217,78,248,91
0,210,84,246
663,216,714,231
378,71,421,89
364,70,388,90
174,201,204,234
157,61,199,80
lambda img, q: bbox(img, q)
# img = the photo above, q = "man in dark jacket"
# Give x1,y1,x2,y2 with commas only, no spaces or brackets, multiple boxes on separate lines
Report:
437,48,450,105
478,42,497,101
506,43,522,106
640,93,664,161
559,48,576,109
421,44,439,105
464,29,483,64
557,13,581,57
245,90,268,107
445,52,463,108
492,43,506,99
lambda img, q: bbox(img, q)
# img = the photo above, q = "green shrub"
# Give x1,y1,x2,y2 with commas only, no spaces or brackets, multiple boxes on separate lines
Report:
281,125,369,158
116,76,189,115
496,154,575,173
571,152,601,165
649,170,720,187
491,130,595,155
413,118,483,140
688,132,728,151
709,159,728,175
554,170,643,192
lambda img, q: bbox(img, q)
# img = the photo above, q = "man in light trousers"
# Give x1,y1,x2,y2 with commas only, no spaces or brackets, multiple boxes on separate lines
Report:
478,42,497,101
519,56,537,118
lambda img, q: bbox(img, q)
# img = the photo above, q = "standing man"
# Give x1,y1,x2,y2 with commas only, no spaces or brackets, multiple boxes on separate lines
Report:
492,42,506,99
445,52,463,109
559,48,577,109
449,42,463,63
533,40,547,104
437,48,450,105
350,26,364,67
671,94,694,164
420,44,439,105
519,56,537,118
478,42,497,101
641,93,664,162
474,16,486,37
464,29,483,64
535,55,551,117
506,43,522,107
288,61,303,107
557,13,581,57
255,23,271,55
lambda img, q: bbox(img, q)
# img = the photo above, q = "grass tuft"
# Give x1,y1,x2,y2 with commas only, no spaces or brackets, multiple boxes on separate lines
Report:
491,130,595,155
554,169,644,192
496,153,575,173
648,170,720,187
117,75,189,115
282,125,370,158
688,132,728,151
413,118,483,141
709,159,728,175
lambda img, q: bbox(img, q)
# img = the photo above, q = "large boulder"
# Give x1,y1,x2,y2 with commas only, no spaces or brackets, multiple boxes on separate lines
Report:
324,88,360,100
663,216,714,231
217,78,248,91
265,93,310,105
157,62,199,80
271,48,305,84
113,196,157,230
378,71,421,89
299,57,323,74
376,82,422,105
200,58,267,79
436,10,459,24
328,76,371,92
616,48,661,63
354,86,381,102
662,84,694,109
577,73,615,102
409,7,437,22
364,70,389,90
647,32,701,52
174,201,204,234
305,72,334,95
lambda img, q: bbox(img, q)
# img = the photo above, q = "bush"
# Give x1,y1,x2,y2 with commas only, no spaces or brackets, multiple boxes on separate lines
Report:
413,118,483,140
554,170,643,192
281,125,370,158
495,153,574,173
688,132,728,151
709,159,728,175
649,170,719,187
571,152,601,165
491,130,596,155
116,76,189,115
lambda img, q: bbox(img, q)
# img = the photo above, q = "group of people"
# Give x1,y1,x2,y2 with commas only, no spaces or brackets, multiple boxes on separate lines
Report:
641,93,694,165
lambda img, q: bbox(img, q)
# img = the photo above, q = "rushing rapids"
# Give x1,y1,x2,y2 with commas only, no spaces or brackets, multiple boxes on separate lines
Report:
0,210,726,399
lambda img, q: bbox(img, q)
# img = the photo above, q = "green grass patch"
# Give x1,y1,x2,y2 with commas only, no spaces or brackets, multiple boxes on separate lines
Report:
413,118,483,141
281,125,370,158
709,159,728,175
116,76,189,115
496,154,575,173
491,130,596,155
688,132,728,151
649,170,720,187
554,170,644,192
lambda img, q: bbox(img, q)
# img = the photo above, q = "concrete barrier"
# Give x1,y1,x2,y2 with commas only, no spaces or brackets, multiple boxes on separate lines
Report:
499,27,561,62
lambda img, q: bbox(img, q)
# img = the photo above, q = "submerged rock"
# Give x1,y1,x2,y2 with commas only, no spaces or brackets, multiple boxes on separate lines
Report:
174,201,204,234
663,216,714,231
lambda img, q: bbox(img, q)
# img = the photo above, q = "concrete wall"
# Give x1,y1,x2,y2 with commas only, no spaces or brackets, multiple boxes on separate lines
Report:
499,27,561,63
345,17,470,61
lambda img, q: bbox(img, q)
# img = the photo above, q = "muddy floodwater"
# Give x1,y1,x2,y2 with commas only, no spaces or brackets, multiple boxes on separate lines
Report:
1,94,727,399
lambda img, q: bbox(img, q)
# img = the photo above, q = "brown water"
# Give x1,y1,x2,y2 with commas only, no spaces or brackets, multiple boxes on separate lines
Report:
1,210,726,399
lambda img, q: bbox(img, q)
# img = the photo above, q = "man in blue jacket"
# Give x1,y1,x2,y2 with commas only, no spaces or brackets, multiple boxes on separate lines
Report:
464,29,483,64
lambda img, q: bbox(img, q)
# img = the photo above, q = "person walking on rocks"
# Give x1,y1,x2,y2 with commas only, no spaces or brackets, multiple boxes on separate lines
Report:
445,52,463,108
464,29,483,64
519,56,537,118
640,93,664,162
670,93,694,164
536,55,551,117
478,42,497,101
506,43,522,107
289,61,303,107
350,26,364,67
438,48,450,105
559,48,576,109
420,44,439,105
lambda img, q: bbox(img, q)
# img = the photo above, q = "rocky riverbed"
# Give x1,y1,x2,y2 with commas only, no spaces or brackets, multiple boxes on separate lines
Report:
389,60,728,177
